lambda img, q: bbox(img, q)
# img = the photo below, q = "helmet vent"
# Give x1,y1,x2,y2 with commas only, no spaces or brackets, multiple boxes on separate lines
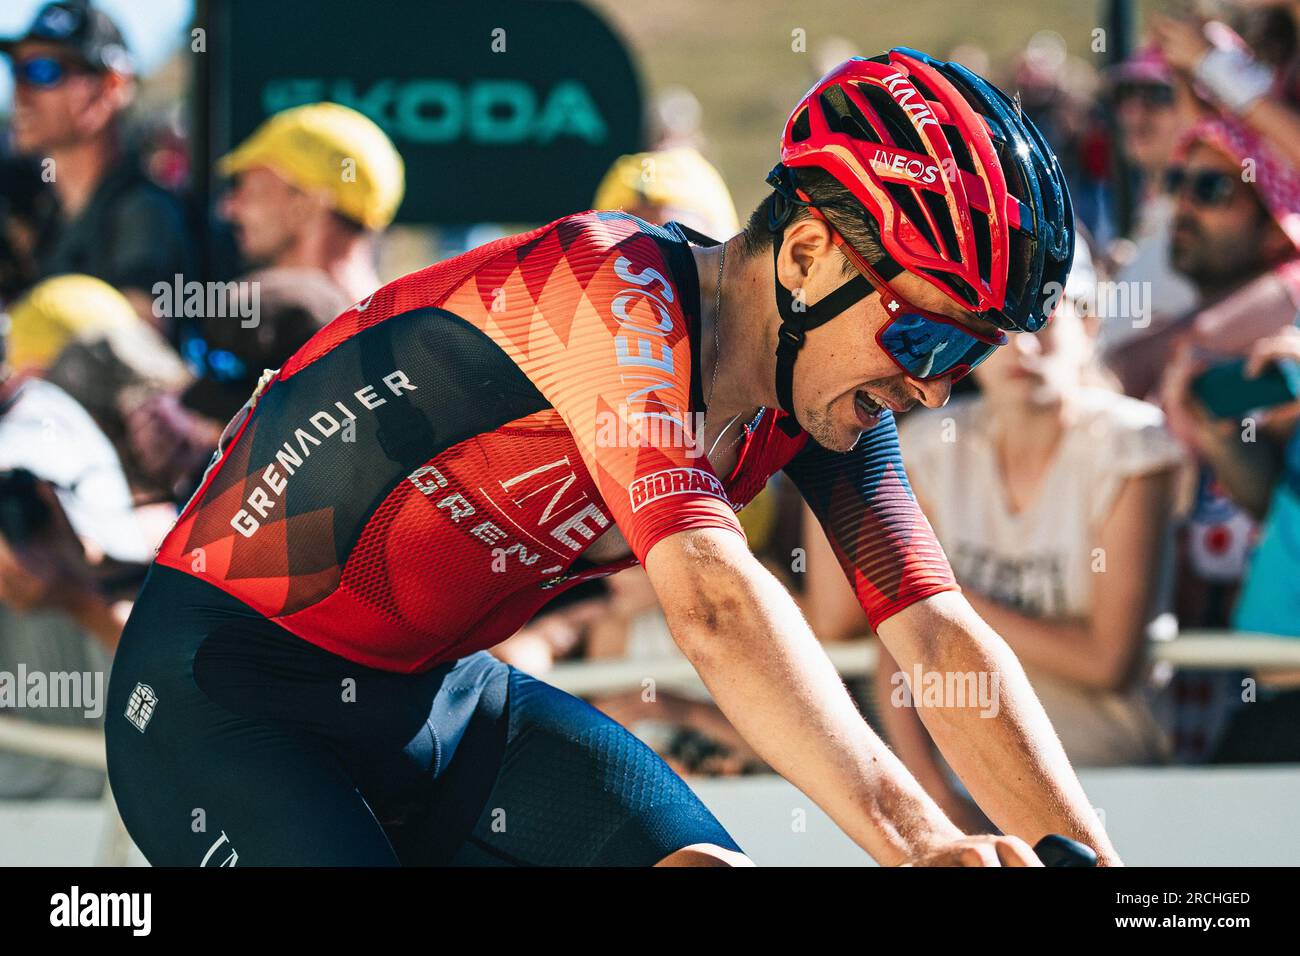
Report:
791,106,812,143
885,181,939,255
933,66,985,117
941,124,977,174
1004,226,1035,316
970,207,992,282
924,269,979,308
921,190,960,261
907,74,940,102
820,85,881,144
993,136,1030,205
857,82,928,153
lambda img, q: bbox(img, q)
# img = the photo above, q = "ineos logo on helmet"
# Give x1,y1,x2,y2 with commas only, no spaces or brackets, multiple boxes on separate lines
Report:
870,148,941,186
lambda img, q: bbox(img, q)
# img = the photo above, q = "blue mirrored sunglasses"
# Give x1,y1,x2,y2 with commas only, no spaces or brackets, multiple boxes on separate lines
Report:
12,56,87,88
876,310,1004,380
822,221,1008,381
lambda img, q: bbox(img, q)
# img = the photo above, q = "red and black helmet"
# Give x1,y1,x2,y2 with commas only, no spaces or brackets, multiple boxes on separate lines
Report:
765,48,1075,426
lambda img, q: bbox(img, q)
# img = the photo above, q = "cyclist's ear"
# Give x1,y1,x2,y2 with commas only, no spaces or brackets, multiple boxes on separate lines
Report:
778,217,837,286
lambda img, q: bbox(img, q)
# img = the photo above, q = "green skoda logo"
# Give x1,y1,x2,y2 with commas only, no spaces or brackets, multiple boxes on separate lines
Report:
262,79,608,145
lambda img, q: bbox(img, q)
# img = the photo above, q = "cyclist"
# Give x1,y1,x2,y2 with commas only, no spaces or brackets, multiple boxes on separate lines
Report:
106,49,1119,867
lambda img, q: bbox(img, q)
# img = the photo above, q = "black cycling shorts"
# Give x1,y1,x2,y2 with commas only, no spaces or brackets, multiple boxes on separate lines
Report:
105,564,742,866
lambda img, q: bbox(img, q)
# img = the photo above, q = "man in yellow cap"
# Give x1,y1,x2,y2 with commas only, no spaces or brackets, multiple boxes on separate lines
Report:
217,102,405,303
592,146,739,240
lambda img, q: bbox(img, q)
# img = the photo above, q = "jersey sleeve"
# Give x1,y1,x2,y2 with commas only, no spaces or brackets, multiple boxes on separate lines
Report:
492,218,745,564
784,411,958,630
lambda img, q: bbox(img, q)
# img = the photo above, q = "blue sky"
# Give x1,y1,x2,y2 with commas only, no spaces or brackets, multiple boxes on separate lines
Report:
1,0,192,107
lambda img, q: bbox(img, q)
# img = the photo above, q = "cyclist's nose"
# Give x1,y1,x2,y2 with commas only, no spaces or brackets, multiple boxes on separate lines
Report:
909,375,952,408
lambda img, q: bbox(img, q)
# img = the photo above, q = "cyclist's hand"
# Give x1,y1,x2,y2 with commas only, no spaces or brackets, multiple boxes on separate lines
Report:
900,835,1041,867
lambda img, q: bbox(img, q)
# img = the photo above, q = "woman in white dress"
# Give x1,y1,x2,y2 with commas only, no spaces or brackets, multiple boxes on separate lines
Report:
803,239,1187,830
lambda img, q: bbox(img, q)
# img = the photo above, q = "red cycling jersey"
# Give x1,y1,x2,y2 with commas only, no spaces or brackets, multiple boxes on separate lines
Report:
156,211,956,672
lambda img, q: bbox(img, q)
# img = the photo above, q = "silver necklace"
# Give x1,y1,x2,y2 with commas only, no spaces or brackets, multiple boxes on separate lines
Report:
702,243,743,460
707,239,725,407
704,240,747,462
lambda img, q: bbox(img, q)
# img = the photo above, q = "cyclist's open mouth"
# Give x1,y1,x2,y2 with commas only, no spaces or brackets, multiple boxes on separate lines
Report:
854,390,882,427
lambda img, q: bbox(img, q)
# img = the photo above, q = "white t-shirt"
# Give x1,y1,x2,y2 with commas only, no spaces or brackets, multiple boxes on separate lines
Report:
898,387,1187,765
0,376,143,796
0,376,149,563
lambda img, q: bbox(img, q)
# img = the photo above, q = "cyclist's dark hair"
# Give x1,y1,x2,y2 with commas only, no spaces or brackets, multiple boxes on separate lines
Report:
738,166,885,278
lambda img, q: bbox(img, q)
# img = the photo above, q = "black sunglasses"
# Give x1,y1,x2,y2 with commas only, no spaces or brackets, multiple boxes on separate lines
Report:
1114,82,1175,107
1164,166,1239,206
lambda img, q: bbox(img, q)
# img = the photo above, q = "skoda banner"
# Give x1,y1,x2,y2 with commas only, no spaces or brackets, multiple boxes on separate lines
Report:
208,0,644,225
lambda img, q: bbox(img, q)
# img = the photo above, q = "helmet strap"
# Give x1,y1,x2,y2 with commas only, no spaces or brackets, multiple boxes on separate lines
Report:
769,213,872,436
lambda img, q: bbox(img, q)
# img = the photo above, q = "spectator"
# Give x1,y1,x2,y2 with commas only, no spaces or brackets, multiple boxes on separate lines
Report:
5,273,185,382
216,102,405,304
592,146,740,240
124,267,352,501
1161,325,1300,761
1156,117,1300,625
1105,116,1300,397
806,237,1185,824
1151,6,1300,170
1006,31,1114,244
648,86,706,153
0,0,194,331
0,306,148,796
1113,113,1300,759
900,244,1183,744
1097,46,1200,358
5,274,190,494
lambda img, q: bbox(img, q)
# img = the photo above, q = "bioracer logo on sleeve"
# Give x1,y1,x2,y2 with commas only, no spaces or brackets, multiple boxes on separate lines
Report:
629,468,729,513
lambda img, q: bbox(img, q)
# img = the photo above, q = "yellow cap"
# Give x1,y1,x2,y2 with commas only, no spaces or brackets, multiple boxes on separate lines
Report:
593,147,739,237
218,102,406,231
7,274,141,372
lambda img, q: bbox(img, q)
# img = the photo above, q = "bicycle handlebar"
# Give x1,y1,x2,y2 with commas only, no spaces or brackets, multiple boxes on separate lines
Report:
1034,834,1098,867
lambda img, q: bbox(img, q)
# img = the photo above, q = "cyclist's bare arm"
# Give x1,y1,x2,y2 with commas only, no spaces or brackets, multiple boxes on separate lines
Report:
646,525,1011,865
877,590,1122,865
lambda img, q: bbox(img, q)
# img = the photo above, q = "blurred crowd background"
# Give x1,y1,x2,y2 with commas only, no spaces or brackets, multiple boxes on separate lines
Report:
2,0,1300,834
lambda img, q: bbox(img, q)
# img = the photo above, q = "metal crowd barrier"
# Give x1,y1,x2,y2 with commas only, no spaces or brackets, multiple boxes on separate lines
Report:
2,631,1299,772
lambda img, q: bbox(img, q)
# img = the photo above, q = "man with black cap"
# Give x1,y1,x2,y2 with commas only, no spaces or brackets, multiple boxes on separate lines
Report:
1,0,193,332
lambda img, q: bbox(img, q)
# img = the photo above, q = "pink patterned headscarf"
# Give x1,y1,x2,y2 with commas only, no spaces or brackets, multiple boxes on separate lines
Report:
1175,114,1300,251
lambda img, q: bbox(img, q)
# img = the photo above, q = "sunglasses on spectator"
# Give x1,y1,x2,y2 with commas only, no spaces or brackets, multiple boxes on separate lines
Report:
1114,82,1175,107
181,336,249,384
10,56,93,88
807,206,1008,381
1164,167,1240,206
